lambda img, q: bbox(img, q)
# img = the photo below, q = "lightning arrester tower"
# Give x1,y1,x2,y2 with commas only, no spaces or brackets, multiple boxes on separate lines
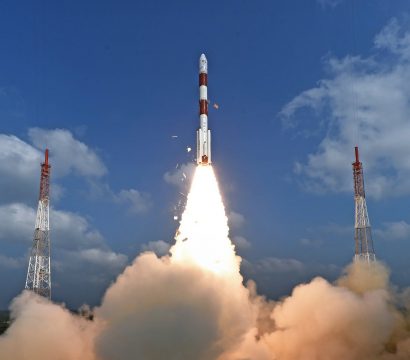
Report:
25,149,51,298
352,146,376,262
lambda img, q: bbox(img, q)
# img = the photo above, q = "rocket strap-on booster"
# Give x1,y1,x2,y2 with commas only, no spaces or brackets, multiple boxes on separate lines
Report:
197,53,211,165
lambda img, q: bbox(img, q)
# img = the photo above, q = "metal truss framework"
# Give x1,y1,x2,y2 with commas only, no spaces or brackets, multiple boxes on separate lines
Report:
352,146,376,263
25,149,51,298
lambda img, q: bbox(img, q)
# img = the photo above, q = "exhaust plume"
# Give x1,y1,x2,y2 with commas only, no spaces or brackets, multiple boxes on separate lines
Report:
95,165,255,359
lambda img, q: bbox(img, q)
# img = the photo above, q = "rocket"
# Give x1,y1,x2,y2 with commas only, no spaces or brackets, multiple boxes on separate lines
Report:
197,53,211,165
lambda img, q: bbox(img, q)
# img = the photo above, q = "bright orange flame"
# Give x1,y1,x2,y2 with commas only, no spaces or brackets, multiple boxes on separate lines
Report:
170,165,239,275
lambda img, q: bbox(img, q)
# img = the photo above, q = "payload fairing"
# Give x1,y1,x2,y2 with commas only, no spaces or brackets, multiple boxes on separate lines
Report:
197,53,211,165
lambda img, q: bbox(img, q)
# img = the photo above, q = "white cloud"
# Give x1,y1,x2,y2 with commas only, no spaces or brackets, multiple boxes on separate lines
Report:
54,248,128,287
28,128,107,178
374,18,410,58
0,202,127,285
374,221,410,241
227,211,251,250
0,203,105,249
88,181,152,215
115,189,152,214
0,129,108,205
0,127,151,215
0,128,137,302
0,253,23,269
228,211,245,230
163,162,196,223
0,203,35,243
164,162,196,190
232,236,251,250
141,240,171,256
52,208,105,250
78,248,128,268
280,18,410,199
0,135,42,204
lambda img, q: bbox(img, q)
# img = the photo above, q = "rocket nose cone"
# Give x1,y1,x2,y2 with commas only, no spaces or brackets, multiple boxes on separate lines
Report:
199,53,208,73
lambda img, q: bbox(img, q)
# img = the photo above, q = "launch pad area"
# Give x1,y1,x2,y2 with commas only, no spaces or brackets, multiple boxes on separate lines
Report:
0,311,9,335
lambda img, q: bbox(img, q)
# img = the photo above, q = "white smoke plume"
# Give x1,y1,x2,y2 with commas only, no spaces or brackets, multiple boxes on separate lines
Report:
1,165,410,360
226,261,410,360
0,291,97,359
95,165,255,360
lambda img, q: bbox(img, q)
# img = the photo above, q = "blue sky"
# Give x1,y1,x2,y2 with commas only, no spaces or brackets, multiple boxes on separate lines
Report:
0,0,410,308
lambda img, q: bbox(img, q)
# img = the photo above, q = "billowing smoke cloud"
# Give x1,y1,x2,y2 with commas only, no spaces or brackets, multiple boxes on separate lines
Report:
0,291,97,359
95,253,254,360
229,261,410,360
1,166,410,360
95,165,255,360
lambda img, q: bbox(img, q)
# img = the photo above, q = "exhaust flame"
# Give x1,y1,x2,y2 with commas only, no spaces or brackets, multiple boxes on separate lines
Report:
171,165,238,275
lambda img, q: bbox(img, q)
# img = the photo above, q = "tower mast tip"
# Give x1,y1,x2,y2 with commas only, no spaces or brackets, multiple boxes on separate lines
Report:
354,146,359,164
44,149,49,166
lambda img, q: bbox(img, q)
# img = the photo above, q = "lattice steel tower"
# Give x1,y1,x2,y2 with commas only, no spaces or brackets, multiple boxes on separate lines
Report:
25,149,51,298
352,146,376,262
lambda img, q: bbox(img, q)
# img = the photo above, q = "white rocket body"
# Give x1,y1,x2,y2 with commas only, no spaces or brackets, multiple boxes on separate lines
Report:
197,54,211,165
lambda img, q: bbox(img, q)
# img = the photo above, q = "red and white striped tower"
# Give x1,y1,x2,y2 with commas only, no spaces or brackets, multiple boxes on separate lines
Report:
25,149,52,298
352,146,376,262
197,53,212,165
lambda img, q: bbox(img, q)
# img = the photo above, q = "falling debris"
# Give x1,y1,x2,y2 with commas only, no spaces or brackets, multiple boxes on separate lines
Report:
182,173,187,179
186,147,192,153
213,103,219,110
171,135,178,139
173,216,178,221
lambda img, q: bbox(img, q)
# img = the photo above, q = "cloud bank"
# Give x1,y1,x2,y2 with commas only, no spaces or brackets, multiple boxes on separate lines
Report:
280,18,410,199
